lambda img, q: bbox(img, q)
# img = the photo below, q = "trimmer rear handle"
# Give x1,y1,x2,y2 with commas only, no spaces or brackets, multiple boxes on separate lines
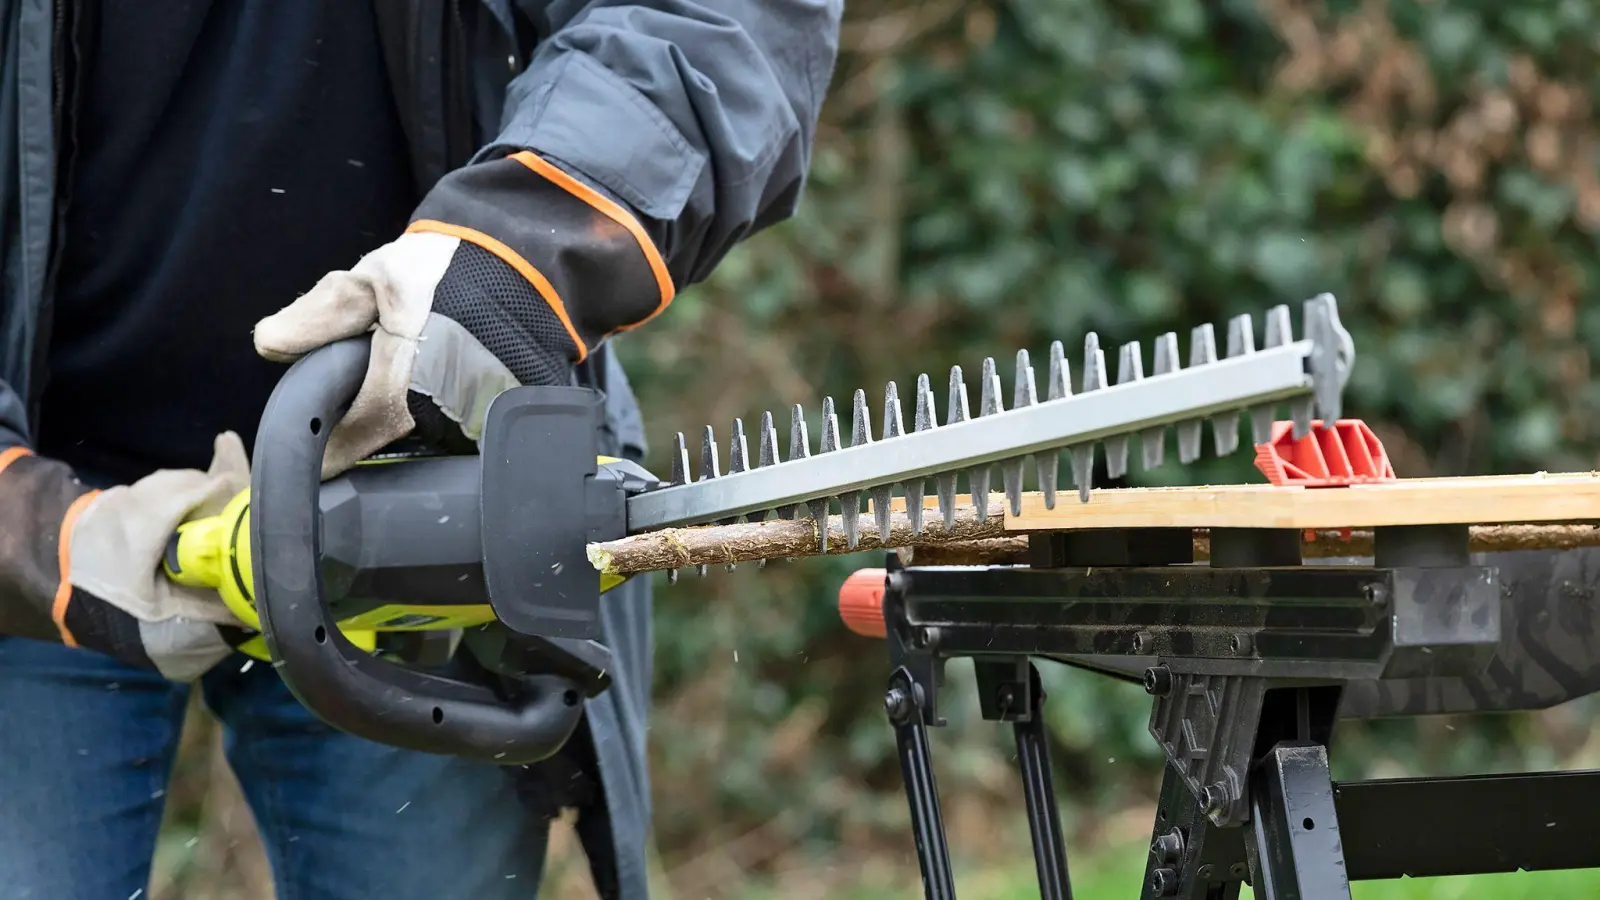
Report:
249,337,583,764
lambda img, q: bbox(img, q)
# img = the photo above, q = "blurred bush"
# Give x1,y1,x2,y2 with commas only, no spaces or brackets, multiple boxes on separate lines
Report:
623,0,1600,891
153,0,1600,896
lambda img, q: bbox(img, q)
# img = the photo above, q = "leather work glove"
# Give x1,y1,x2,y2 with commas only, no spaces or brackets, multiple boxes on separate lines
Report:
0,433,253,681
252,151,673,478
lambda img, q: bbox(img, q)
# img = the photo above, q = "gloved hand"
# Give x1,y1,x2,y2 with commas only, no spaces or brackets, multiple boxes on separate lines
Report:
0,433,253,680
251,151,673,478
250,230,527,478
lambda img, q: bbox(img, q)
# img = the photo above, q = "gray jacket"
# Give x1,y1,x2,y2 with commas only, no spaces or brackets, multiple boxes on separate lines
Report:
0,0,840,895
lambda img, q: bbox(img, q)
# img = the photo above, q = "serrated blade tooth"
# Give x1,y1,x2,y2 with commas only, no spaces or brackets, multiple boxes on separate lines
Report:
968,358,1004,522
1227,313,1271,447
1082,333,1108,392
840,500,860,552
696,425,719,575
872,383,904,541
851,388,873,448
809,494,831,555
820,396,841,453
906,374,935,535
669,432,691,486
882,381,906,440
699,425,720,480
728,419,749,475
947,366,972,421
1289,398,1314,440
757,411,780,467
1103,342,1143,478
1267,302,1311,435
1285,302,1315,438
1263,304,1292,348
782,405,810,521
723,420,751,562
1047,340,1072,401
1069,446,1093,502
1001,462,1026,517
788,405,811,460
720,420,751,558
1000,350,1035,516
1069,334,1106,503
1013,349,1038,409
1251,406,1275,446
1038,341,1069,509
1175,324,1215,464
755,406,780,518
914,373,939,431
1141,332,1176,470
936,367,968,528
810,397,841,554
978,357,1003,417
839,390,872,549
1196,315,1248,456
1227,313,1256,356
1190,318,1222,454
1036,454,1059,510
1260,304,1299,438
1153,333,1179,377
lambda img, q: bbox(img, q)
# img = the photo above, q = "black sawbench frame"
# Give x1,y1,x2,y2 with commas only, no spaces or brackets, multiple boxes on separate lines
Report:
867,524,1600,899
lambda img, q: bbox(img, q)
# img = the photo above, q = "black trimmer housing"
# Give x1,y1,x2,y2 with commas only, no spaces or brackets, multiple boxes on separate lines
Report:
248,337,640,764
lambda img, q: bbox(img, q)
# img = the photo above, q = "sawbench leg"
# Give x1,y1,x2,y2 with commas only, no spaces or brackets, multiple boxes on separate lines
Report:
1246,743,1351,900
1009,664,1073,900
886,667,957,900
1139,762,1248,899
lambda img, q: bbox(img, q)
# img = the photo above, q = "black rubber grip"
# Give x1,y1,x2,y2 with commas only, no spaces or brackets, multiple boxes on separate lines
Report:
248,337,584,764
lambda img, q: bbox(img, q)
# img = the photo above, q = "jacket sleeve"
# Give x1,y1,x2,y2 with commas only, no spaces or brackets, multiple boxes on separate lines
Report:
0,378,30,452
406,0,841,365
0,376,59,642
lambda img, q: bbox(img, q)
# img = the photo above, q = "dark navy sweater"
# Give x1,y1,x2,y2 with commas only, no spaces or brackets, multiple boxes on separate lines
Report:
36,0,419,485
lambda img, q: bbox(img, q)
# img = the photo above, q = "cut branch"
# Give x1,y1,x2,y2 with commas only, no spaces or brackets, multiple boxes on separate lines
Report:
898,524,1600,567
589,515,1600,576
588,500,1007,575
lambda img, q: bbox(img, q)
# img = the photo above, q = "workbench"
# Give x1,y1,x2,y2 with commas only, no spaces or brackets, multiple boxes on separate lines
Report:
841,471,1600,899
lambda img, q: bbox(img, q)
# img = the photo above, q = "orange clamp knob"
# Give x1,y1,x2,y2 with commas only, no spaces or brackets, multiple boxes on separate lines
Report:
1253,419,1395,488
838,568,889,638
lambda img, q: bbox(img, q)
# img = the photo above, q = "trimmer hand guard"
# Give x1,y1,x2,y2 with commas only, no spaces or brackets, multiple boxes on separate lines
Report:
248,337,632,765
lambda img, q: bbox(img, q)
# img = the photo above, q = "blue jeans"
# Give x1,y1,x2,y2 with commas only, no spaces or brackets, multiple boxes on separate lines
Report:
0,635,553,900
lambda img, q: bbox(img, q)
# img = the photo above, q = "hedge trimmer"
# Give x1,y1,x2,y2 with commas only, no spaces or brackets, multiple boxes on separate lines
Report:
165,287,1600,897
160,292,1353,762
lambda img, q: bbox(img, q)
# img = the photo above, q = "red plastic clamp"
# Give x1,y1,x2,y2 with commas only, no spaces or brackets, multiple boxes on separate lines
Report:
1252,419,1395,488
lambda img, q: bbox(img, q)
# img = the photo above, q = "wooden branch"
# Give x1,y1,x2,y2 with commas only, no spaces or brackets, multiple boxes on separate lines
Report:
588,500,1008,576
588,475,1600,576
590,516,1600,575
899,524,1600,568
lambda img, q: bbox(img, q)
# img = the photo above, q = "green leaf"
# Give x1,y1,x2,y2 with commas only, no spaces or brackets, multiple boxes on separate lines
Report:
1123,271,1180,319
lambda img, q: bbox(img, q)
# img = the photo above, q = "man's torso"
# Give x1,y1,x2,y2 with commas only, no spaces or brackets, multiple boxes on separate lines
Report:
34,0,422,484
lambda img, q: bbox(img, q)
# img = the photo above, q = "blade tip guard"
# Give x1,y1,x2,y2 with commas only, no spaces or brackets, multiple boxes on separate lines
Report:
839,567,889,638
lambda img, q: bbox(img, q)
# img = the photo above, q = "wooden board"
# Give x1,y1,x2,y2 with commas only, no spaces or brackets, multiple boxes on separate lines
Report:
1000,472,1600,531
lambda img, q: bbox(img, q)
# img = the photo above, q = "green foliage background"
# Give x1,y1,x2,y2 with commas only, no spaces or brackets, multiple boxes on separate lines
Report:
149,0,1600,896
613,0,1600,892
